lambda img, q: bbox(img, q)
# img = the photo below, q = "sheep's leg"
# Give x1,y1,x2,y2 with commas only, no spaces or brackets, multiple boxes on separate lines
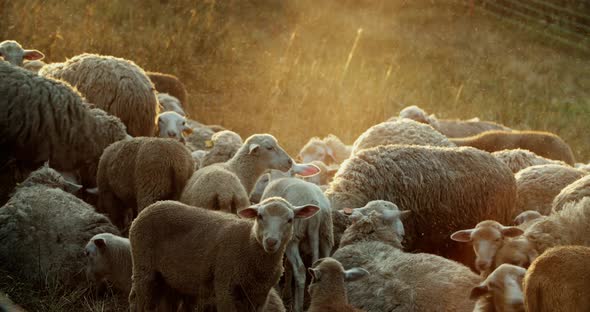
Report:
129,269,158,312
285,240,306,312
98,191,127,231
307,224,321,263
214,278,238,312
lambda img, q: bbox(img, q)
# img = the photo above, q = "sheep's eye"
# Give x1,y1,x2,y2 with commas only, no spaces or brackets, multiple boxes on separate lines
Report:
288,218,293,223
267,146,273,151
182,121,186,126
258,215,263,221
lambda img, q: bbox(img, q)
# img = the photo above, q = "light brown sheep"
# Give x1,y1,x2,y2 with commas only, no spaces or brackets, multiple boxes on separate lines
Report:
523,246,590,312
97,137,195,230
307,258,368,312
470,264,527,312
492,148,568,173
450,130,576,165
147,71,188,106
128,198,319,311
84,233,132,294
552,174,590,213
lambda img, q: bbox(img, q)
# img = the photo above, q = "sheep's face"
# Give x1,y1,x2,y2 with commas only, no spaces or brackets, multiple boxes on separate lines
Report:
0,40,44,67
157,112,192,143
84,235,111,283
245,134,292,172
345,200,410,238
340,210,407,248
308,258,368,299
451,221,524,273
470,264,526,312
238,197,319,254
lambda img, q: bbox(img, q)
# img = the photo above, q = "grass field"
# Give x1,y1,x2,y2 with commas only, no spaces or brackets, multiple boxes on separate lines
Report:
1,0,589,310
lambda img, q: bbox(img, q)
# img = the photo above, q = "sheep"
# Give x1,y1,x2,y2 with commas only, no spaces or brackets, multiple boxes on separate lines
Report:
492,148,568,173
307,258,369,312
552,174,590,212
0,62,128,201
84,233,132,294
513,210,543,226
156,92,186,116
199,130,244,168
23,59,47,73
97,137,195,231
185,122,216,151
180,134,293,214
260,164,334,312
128,198,319,311
351,119,455,154
40,53,159,137
523,245,590,312
396,105,511,137
0,166,119,287
514,164,586,215
0,40,44,66
333,210,481,312
470,264,527,312
298,134,352,164
146,71,188,106
450,130,576,165
155,111,193,143
326,144,517,266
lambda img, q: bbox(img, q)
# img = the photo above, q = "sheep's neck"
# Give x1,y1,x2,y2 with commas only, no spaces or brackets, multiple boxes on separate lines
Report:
227,153,265,194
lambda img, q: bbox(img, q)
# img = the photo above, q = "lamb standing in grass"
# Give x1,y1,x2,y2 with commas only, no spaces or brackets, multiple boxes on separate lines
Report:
552,174,590,212
307,258,368,312
128,198,319,311
84,233,132,294
470,264,527,312
0,40,44,66
155,111,193,143
492,149,568,173
181,134,293,213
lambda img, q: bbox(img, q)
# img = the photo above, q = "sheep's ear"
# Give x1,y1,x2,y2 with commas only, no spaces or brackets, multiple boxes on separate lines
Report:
399,210,412,220
501,226,524,238
344,268,369,282
86,187,99,195
64,180,83,194
450,229,474,242
470,284,489,300
292,163,320,177
93,238,106,249
238,207,259,219
293,205,320,219
308,268,321,281
248,143,260,154
23,49,44,61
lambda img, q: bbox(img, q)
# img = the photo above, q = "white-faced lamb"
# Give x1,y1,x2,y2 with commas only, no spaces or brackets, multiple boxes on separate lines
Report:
552,174,590,212
0,40,44,67
470,264,527,312
84,233,132,294
128,198,319,311
492,148,568,173
155,111,193,143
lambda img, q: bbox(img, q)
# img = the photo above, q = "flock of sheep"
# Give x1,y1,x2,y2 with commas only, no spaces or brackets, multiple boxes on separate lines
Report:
1,39,589,312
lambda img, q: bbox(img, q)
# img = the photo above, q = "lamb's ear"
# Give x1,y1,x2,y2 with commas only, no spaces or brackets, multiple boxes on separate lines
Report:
248,144,260,154
450,229,474,242
93,238,106,249
238,207,259,219
344,268,369,282
86,187,99,195
470,284,489,300
399,210,412,220
293,205,320,219
501,226,524,238
64,180,83,194
308,268,321,281
23,49,44,61
292,163,320,177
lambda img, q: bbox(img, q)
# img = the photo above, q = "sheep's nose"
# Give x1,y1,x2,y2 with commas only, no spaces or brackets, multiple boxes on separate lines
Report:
167,131,176,137
287,159,293,166
476,259,491,272
266,238,278,248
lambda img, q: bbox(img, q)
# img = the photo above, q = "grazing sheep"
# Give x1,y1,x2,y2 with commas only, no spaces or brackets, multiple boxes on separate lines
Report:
84,233,132,294
97,137,195,230
333,210,481,312
307,258,368,312
513,210,543,226
260,164,334,312
180,134,293,213
298,134,352,164
351,119,455,154
470,264,527,312
492,149,568,173
23,59,46,73
200,130,244,168
147,71,188,106
40,53,159,137
0,62,128,201
155,111,193,143
523,246,590,312
450,130,576,165
326,144,517,266
157,92,186,116
0,166,119,287
0,40,44,66
552,174,590,212
514,164,586,215
128,198,319,311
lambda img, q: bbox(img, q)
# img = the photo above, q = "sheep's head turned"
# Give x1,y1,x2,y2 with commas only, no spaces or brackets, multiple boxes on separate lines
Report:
84,233,111,283
513,210,542,226
340,207,410,249
0,40,44,67
398,105,430,124
470,264,526,312
244,134,293,172
308,257,369,299
157,111,192,143
298,137,335,164
238,197,319,254
451,220,524,274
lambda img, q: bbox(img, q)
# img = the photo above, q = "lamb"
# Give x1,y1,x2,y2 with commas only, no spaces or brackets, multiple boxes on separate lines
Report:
523,246,590,312
128,198,319,311
155,111,193,143
97,137,195,230
0,40,44,66
307,258,369,312
351,119,455,154
157,92,186,116
40,53,159,137
0,62,128,201
260,164,334,312
326,144,517,266
180,134,293,213
298,134,352,164
84,233,132,294
552,174,590,212
332,209,481,312
199,130,244,168
470,264,527,312
514,164,586,215
450,130,576,165
0,166,119,287
147,71,188,106
492,149,568,173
